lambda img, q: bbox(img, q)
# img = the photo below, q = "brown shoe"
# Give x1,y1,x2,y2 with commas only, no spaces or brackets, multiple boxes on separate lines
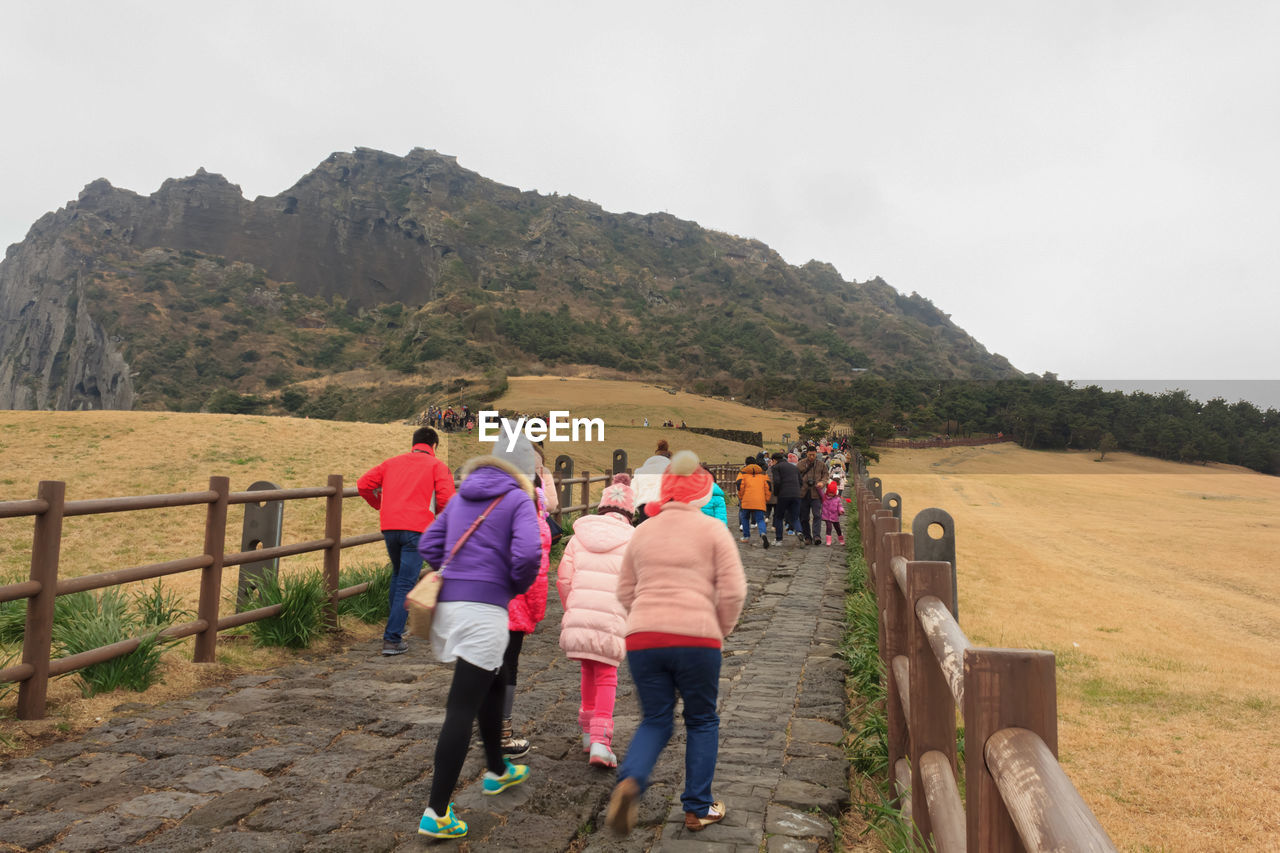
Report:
605,777,641,836
684,800,726,831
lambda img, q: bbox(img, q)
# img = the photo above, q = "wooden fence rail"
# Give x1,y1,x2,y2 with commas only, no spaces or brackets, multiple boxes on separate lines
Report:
0,466,610,721
853,465,1116,853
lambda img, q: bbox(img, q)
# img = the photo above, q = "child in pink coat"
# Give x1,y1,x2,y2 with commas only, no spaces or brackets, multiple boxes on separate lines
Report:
555,474,636,768
820,480,846,546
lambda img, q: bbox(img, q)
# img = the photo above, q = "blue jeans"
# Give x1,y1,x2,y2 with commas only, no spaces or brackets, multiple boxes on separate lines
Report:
618,646,722,815
799,497,823,541
773,496,800,540
739,508,766,539
383,530,423,643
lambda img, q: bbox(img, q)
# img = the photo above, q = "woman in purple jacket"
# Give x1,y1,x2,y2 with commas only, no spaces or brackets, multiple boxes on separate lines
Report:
414,451,544,840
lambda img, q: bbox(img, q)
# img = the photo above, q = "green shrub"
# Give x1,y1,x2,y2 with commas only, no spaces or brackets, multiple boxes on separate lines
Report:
843,550,887,777
53,589,167,697
0,589,116,647
0,646,15,698
0,598,24,645
548,514,576,567
246,571,327,648
337,564,392,624
1,582,188,699
132,580,192,630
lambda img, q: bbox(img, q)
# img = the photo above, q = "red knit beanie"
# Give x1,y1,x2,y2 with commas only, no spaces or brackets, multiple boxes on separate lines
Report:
645,450,713,516
826,480,839,496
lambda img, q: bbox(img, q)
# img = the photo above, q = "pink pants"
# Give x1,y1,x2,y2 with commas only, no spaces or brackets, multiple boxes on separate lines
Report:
577,658,618,746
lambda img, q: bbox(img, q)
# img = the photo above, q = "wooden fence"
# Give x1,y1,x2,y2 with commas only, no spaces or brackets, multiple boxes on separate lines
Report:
853,467,1116,852
704,462,745,495
0,466,610,721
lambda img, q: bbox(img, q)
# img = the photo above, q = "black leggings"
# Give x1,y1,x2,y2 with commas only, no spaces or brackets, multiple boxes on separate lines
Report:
428,658,505,815
501,630,526,718
503,630,525,687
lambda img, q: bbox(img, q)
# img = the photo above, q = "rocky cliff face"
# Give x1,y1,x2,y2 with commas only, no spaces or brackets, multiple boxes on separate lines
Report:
0,211,133,410
68,149,477,308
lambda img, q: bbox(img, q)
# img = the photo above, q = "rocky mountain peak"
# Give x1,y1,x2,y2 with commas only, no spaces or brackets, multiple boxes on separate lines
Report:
0,147,1022,413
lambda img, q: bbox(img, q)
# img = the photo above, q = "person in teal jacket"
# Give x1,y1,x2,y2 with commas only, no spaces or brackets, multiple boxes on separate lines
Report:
698,464,728,525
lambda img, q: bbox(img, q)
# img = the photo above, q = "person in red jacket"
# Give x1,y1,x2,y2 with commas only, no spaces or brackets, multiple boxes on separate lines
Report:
357,427,455,655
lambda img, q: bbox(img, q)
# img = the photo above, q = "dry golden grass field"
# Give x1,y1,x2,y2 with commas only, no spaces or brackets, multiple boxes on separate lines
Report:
0,377,789,589
872,444,1280,852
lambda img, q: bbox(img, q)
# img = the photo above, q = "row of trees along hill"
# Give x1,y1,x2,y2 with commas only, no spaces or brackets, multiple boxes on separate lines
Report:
821,376,1280,476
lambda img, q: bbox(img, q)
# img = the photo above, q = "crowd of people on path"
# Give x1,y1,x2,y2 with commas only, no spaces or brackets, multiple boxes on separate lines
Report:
728,438,851,548
421,404,474,433
356,428,747,840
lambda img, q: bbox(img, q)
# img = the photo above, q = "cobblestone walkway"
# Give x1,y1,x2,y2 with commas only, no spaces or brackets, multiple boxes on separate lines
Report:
0,539,852,852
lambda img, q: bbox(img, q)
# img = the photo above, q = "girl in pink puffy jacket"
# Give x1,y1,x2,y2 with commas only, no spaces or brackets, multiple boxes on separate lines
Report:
820,480,846,546
555,475,637,768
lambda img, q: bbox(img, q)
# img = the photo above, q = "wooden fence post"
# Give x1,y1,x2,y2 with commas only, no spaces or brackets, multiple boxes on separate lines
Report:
323,474,343,631
580,470,590,519
860,492,880,585
913,508,958,620
194,476,230,663
879,527,912,805
907,559,959,847
869,508,893,583
963,647,1057,852
554,455,574,517
17,480,65,720
859,493,872,559
859,490,877,556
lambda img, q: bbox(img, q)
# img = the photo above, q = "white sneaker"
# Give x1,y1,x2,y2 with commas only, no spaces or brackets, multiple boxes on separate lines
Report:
582,733,591,752
589,741,617,768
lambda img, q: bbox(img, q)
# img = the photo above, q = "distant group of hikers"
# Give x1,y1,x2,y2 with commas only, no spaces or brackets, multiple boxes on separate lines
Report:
354,426,748,839
421,404,475,432
732,438,851,548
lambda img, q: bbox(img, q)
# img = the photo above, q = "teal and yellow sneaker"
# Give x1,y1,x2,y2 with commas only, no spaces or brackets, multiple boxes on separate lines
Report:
482,758,530,795
418,802,467,838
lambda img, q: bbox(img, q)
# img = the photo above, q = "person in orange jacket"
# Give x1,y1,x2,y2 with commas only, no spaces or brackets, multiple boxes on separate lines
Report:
357,427,455,655
734,456,772,548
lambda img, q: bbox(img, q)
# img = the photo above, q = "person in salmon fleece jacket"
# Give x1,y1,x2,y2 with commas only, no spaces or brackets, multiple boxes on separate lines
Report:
555,473,637,769
605,451,747,837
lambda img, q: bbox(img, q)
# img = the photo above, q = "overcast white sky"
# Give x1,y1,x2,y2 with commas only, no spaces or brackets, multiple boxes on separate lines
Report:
3,1,1278,394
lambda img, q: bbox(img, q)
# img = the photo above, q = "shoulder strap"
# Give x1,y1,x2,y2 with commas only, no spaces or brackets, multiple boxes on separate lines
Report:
441,494,508,573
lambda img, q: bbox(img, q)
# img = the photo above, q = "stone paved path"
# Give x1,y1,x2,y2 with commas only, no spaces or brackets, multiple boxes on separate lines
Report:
0,538,851,853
